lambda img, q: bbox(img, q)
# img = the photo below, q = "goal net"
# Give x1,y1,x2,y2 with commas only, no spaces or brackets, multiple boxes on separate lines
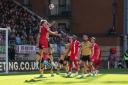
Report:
0,27,9,74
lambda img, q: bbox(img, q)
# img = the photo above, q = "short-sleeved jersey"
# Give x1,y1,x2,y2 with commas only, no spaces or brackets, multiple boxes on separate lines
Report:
39,26,49,48
91,43,100,59
70,40,80,60
81,41,92,56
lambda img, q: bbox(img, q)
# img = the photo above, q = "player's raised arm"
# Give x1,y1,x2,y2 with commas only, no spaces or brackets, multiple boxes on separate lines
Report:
42,20,60,36
47,21,56,27
47,29,59,36
36,33,40,46
36,23,42,46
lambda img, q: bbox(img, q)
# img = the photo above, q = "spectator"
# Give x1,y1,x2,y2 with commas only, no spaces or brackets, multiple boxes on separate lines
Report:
21,35,27,44
0,0,70,45
8,45,15,60
9,32,15,45
123,49,128,68
0,0,40,45
0,33,3,44
108,48,117,69
15,34,21,45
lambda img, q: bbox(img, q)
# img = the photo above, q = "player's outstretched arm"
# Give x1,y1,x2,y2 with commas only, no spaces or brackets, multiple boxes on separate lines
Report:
48,21,56,27
48,29,61,37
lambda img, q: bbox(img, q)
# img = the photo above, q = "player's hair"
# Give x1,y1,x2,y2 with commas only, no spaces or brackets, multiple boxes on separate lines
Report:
91,37,96,40
83,34,88,37
73,34,78,40
40,20,47,26
83,34,89,39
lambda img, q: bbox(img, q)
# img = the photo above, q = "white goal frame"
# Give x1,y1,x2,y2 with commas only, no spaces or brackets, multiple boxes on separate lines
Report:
0,27,9,74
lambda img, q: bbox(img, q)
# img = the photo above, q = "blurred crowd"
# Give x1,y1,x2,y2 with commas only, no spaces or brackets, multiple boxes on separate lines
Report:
0,0,70,45
0,0,40,45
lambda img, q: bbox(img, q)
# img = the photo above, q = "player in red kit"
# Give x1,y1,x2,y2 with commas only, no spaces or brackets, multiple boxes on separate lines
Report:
36,20,60,78
91,37,101,74
36,20,58,64
67,35,80,77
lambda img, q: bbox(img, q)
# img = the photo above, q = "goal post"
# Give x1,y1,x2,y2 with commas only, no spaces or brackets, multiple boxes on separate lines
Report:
0,27,9,74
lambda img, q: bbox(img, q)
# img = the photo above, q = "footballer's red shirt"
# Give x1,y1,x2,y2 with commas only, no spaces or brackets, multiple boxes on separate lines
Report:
91,43,100,59
70,40,80,61
39,26,48,48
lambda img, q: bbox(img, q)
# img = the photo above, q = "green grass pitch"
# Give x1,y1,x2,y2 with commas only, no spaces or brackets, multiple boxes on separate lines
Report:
0,69,128,85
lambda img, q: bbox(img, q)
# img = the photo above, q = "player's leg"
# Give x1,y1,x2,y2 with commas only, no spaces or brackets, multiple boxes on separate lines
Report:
37,46,49,78
80,56,92,78
57,60,63,74
63,56,70,73
67,60,73,76
50,67,54,77
57,52,65,74
79,58,85,78
63,60,68,73
74,60,79,75
37,59,45,78
35,53,41,67
92,60,97,74
93,54,101,74
94,60,100,74
49,53,56,68
43,48,49,58
45,47,55,77
47,59,55,77
63,55,69,73
92,56,101,74
81,61,86,78
36,45,45,78
63,48,70,73
87,57,95,76
40,59,53,77
35,45,44,67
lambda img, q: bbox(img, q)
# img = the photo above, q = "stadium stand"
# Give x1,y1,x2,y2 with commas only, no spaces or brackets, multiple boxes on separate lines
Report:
0,0,40,45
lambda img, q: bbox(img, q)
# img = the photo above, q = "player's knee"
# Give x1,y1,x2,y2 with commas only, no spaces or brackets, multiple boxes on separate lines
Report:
80,62,85,68
36,52,41,56
69,61,72,64
57,66,60,69
63,63,67,66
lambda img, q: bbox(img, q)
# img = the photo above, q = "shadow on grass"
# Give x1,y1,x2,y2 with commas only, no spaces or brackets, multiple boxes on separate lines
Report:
0,69,128,76
24,79,42,83
103,81,128,84
45,74,106,85
100,69,128,74
24,76,51,83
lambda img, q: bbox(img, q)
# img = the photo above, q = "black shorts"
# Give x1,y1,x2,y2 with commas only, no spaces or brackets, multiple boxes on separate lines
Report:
81,55,91,62
59,60,64,64
64,56,69,61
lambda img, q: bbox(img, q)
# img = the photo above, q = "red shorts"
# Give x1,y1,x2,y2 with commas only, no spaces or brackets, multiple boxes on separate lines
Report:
92,58,101,66
91,53,99,62
69,55,78,61
39,41,48,49
69,54,74,61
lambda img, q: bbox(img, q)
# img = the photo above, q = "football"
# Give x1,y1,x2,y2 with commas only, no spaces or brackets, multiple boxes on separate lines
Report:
49,4,55,10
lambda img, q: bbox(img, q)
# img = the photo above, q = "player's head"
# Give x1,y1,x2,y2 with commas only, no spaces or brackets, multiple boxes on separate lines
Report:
69,36,73,42
40,19,48,26
91,37,96,43
73,35,77,40
83,34,89,41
